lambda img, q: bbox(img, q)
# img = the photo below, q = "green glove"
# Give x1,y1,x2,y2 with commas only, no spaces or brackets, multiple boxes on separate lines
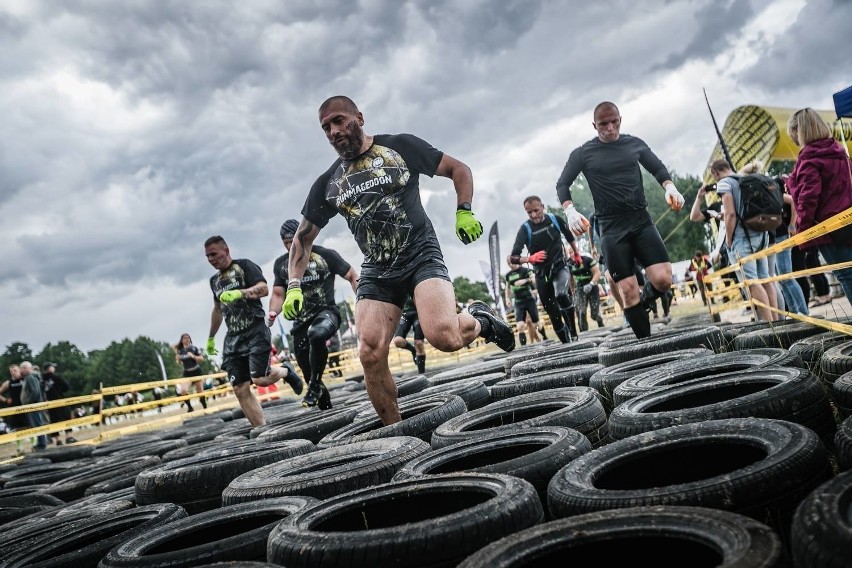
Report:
205,337,218,356
219,290,243,303
283,287,304,320
455,210,483,245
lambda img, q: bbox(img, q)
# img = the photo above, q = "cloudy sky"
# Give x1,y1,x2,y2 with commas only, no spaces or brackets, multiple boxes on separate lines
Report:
2,0,849,354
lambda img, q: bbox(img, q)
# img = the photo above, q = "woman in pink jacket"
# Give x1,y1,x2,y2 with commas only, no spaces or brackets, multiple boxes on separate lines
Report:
786,107,852,303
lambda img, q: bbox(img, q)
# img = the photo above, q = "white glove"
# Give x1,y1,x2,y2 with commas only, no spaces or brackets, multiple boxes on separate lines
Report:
664,182,684,211
563,204,590,236
266,311,278,328
582,283,594,294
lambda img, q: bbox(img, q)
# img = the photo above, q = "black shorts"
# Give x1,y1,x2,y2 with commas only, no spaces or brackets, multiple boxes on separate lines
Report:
357,255,451,309
222,320,272,387
513,297,539,323
182,367,203,379
394,310,424,341
600,212,669,282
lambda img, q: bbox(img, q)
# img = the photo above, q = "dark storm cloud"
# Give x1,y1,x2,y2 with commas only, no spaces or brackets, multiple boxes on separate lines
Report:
653,0,755,70
739,0,852,91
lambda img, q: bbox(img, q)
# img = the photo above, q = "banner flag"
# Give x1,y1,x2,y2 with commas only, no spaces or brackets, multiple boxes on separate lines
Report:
486,222,507,318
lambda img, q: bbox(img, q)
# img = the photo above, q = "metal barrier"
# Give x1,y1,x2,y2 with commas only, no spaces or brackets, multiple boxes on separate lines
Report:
704,206,852,332
1,339,505,454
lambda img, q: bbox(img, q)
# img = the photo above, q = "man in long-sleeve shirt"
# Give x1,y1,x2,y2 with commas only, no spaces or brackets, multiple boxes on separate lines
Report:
555,101,684,338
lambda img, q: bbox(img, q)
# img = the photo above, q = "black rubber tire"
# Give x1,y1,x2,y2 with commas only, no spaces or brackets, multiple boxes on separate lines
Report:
0,505,56,525
0,484,50,499
611,348,808,407
267,473,544,568
394,374,431,396
100,439,189,460
791,469,852,568
255,406,360,444
407,378,492,411
222,436,431,504
431,387,609,449
3,503,187,568
0,500,136,561
598,327,725,366
500,341,600,375
100,497,318,568
508,349,600,378
820,340,852,385
732,320,835,350
41,455,163,502
428,359,510,385
0,493,64,508
392,427,592,502
547,418,832,539
832,371,852,419
161,439,223,462
587,348,713,406
134,440,315,514
789,331,852,375
834,416,852,471
38,444,95,462
91,435,162,456
489,364,604,401
1,461,88,489
319,393,468,447
457,505,787,568
608,367,836,444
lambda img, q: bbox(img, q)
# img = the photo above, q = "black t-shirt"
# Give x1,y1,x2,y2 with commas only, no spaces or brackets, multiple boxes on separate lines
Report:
506,266,535,302
556,134,672,219
41,371,69,401
510,215,576,276
177,345,202,372
273,245,352,326
210,259,267,334
570,255,598,284
301,134,444,279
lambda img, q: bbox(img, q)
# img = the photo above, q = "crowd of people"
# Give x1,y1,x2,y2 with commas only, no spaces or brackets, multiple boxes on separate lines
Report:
7,100,848,440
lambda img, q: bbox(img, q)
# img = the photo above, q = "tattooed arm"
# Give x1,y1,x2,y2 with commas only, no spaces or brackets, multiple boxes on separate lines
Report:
240,281,268,300
287,218,321,282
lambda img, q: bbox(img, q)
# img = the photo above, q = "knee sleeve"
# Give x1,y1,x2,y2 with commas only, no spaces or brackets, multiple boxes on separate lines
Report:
308,318,337,347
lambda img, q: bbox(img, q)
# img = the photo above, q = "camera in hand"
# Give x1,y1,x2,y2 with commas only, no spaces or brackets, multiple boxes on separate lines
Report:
705,183,717,192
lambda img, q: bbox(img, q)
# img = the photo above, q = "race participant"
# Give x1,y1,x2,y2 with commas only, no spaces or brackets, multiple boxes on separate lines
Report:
267,218,358,409
556,101,684,338
283,96,514,425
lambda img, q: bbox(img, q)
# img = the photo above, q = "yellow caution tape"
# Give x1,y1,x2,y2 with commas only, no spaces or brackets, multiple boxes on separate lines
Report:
0,414,102,445
0,394,102,418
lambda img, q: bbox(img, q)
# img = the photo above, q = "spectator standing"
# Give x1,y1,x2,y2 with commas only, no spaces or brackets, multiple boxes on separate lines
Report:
690,250,712,306
0,365,28,453
773,176,809,314
174,333,207,412
42,363,76,445
712,159,777,321
19,361,48,451
786,107,852,304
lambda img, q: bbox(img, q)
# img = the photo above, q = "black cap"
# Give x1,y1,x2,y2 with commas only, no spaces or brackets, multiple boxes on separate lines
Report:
45,362,57,369
280,219,299,241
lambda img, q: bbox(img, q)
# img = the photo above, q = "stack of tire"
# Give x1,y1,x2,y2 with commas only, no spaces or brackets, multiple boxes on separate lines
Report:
2,315,852,566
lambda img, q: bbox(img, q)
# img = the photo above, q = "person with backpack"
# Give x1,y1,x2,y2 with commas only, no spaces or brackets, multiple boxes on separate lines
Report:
508,195,582,343
712,158,778,321
786,107,852,305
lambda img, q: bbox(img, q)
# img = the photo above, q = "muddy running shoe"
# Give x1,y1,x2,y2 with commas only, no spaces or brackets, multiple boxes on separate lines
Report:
286,374,304,395
317,383,332,410
301,380,322,408
467,301,515,352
